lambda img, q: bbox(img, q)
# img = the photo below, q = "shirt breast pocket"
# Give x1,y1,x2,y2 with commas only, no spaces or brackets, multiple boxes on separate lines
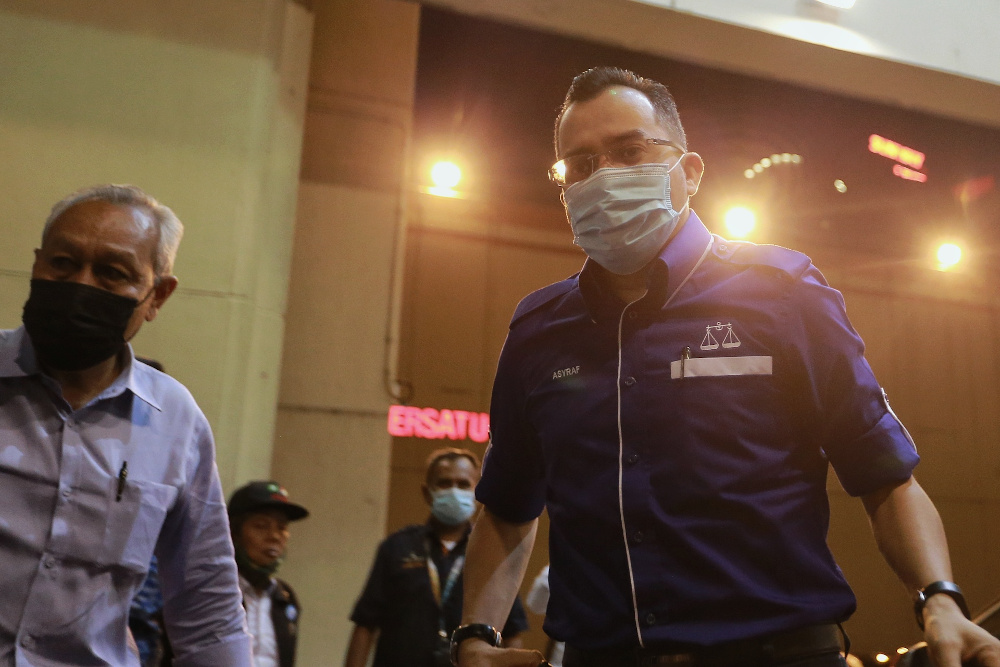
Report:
103,479,178,572
670,355,773,379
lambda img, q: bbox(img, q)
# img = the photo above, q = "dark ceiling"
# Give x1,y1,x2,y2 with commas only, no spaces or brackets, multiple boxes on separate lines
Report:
413,7,1000,267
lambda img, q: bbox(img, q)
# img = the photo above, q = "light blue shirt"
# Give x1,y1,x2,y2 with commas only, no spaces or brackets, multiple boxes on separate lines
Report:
0,327,253,666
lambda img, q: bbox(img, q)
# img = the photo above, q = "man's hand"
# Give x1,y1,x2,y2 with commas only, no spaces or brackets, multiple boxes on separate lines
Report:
922,595,1000,667
457,638,545,667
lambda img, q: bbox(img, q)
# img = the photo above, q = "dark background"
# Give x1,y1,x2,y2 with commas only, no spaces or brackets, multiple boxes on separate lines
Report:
413,7,1000,270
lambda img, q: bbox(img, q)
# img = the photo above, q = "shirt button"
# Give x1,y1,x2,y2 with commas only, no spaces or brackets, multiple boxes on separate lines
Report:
628,311,637,320
633,531,644,543
626,453,639,465
61,486,71,499
623,376,636,387
20,635,34,648
43,557,56,569
645,613,656,626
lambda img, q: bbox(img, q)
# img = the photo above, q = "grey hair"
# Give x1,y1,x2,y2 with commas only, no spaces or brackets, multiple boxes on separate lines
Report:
43,184,184,277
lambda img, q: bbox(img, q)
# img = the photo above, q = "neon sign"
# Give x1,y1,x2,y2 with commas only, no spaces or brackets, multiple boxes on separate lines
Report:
893,164,927,183
869,134,925,170
387,405,490,443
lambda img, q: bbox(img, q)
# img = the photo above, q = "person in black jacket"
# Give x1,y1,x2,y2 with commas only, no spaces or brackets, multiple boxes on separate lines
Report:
344,448,529,667
228,481,310,667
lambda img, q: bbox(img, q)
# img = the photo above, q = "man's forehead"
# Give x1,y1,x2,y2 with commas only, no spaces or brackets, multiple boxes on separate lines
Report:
45,200,156,252
431,456,478,478
558,86,662,155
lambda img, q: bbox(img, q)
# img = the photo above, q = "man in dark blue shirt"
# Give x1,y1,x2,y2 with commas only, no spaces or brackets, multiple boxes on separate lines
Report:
345,448,528,667
452,67,1000,667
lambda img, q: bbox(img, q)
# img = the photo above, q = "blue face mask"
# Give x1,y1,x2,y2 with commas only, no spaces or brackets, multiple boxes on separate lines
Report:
563,160,688,275
430,487,477,526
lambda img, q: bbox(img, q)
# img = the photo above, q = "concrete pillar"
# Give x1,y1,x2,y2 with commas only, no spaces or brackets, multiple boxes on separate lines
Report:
0,1,314,490
270,1,421,664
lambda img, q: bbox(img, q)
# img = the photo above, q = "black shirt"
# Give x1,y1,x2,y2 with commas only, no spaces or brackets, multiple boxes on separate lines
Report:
350,523,530,667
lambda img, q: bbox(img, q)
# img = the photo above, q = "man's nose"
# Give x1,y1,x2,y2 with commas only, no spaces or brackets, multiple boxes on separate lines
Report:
68,266,101,288
594,152,615,169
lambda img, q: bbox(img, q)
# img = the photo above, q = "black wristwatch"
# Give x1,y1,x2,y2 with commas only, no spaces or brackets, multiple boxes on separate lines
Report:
914,580,971,630
450,623,502,666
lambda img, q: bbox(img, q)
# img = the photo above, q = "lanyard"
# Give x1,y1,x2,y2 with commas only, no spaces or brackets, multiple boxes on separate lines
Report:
426,538,465,607
425,538,465,636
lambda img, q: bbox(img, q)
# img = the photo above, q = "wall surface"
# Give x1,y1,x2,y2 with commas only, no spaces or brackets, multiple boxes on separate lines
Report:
0,0,314,491
269,1,422,665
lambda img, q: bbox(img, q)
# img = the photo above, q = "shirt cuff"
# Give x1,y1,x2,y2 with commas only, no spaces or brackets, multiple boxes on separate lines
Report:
831,409,920,497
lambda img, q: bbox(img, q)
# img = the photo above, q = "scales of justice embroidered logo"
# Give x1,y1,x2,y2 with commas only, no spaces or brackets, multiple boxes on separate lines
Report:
700,322,741,351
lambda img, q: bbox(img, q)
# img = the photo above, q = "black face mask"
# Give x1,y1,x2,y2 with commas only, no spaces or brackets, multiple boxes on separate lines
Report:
22,279,140,372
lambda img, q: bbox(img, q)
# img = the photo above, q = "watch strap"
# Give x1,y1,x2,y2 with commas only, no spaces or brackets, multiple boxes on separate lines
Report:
914,580,970,630
450,623,502,665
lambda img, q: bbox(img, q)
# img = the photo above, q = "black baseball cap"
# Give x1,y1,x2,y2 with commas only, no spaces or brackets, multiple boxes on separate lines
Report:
227,481,309,521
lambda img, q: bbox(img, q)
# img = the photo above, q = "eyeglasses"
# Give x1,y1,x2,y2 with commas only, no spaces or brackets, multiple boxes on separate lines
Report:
548,137,684,187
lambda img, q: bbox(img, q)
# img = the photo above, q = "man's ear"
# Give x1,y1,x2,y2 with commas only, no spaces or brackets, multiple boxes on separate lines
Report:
421,483,433,507
144,275,179,323
682,152,705,198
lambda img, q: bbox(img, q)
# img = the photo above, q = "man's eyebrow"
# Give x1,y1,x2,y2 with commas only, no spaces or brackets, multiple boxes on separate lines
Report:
605,129,648,145
561,129,649,159
48,235,143,267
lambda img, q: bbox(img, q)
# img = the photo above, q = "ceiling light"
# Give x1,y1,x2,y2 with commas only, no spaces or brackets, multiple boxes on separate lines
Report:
431,161,462,189
724,206,756,239
936,243,962,270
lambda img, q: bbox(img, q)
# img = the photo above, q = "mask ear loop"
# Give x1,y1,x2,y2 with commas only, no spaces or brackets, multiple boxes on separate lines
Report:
669,152,703,215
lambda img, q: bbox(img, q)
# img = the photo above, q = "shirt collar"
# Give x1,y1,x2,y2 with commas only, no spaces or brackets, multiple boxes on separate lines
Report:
424,520,472,546
0,327,36,378
240,574,276,598
0,326,162,411
577,210,713,319
122,350,163,411
655,209,713,298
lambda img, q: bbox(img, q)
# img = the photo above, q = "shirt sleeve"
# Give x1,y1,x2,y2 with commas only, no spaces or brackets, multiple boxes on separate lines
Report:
475,334,547,523
784,265,919,496
350,538,391,628
156,416,253,666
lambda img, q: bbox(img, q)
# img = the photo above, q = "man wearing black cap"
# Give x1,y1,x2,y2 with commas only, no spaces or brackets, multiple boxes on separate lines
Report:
228,481,310,667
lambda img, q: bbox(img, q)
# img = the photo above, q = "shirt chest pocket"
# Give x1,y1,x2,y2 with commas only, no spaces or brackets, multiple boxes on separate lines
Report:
105,479,178,571
671,355,780,418
70,469,178,573
670,355,773,379
390,556,432,600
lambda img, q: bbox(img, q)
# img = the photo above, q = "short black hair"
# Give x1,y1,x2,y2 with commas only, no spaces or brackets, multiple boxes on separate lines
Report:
555,66,687,153
425,447,481,486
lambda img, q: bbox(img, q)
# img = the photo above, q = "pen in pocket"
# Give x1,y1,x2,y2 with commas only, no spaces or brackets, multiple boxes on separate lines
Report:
116,461,128,501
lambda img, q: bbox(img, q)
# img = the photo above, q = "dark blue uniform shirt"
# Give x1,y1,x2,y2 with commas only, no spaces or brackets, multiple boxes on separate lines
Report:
477,212,919,650
350,523,529,667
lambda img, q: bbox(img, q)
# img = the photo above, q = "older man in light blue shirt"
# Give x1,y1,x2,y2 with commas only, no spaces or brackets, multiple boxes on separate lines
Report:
0,185,252,666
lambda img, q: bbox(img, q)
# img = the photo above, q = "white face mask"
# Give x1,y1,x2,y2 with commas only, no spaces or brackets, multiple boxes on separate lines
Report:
562,159,688,275
430,487,477,526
